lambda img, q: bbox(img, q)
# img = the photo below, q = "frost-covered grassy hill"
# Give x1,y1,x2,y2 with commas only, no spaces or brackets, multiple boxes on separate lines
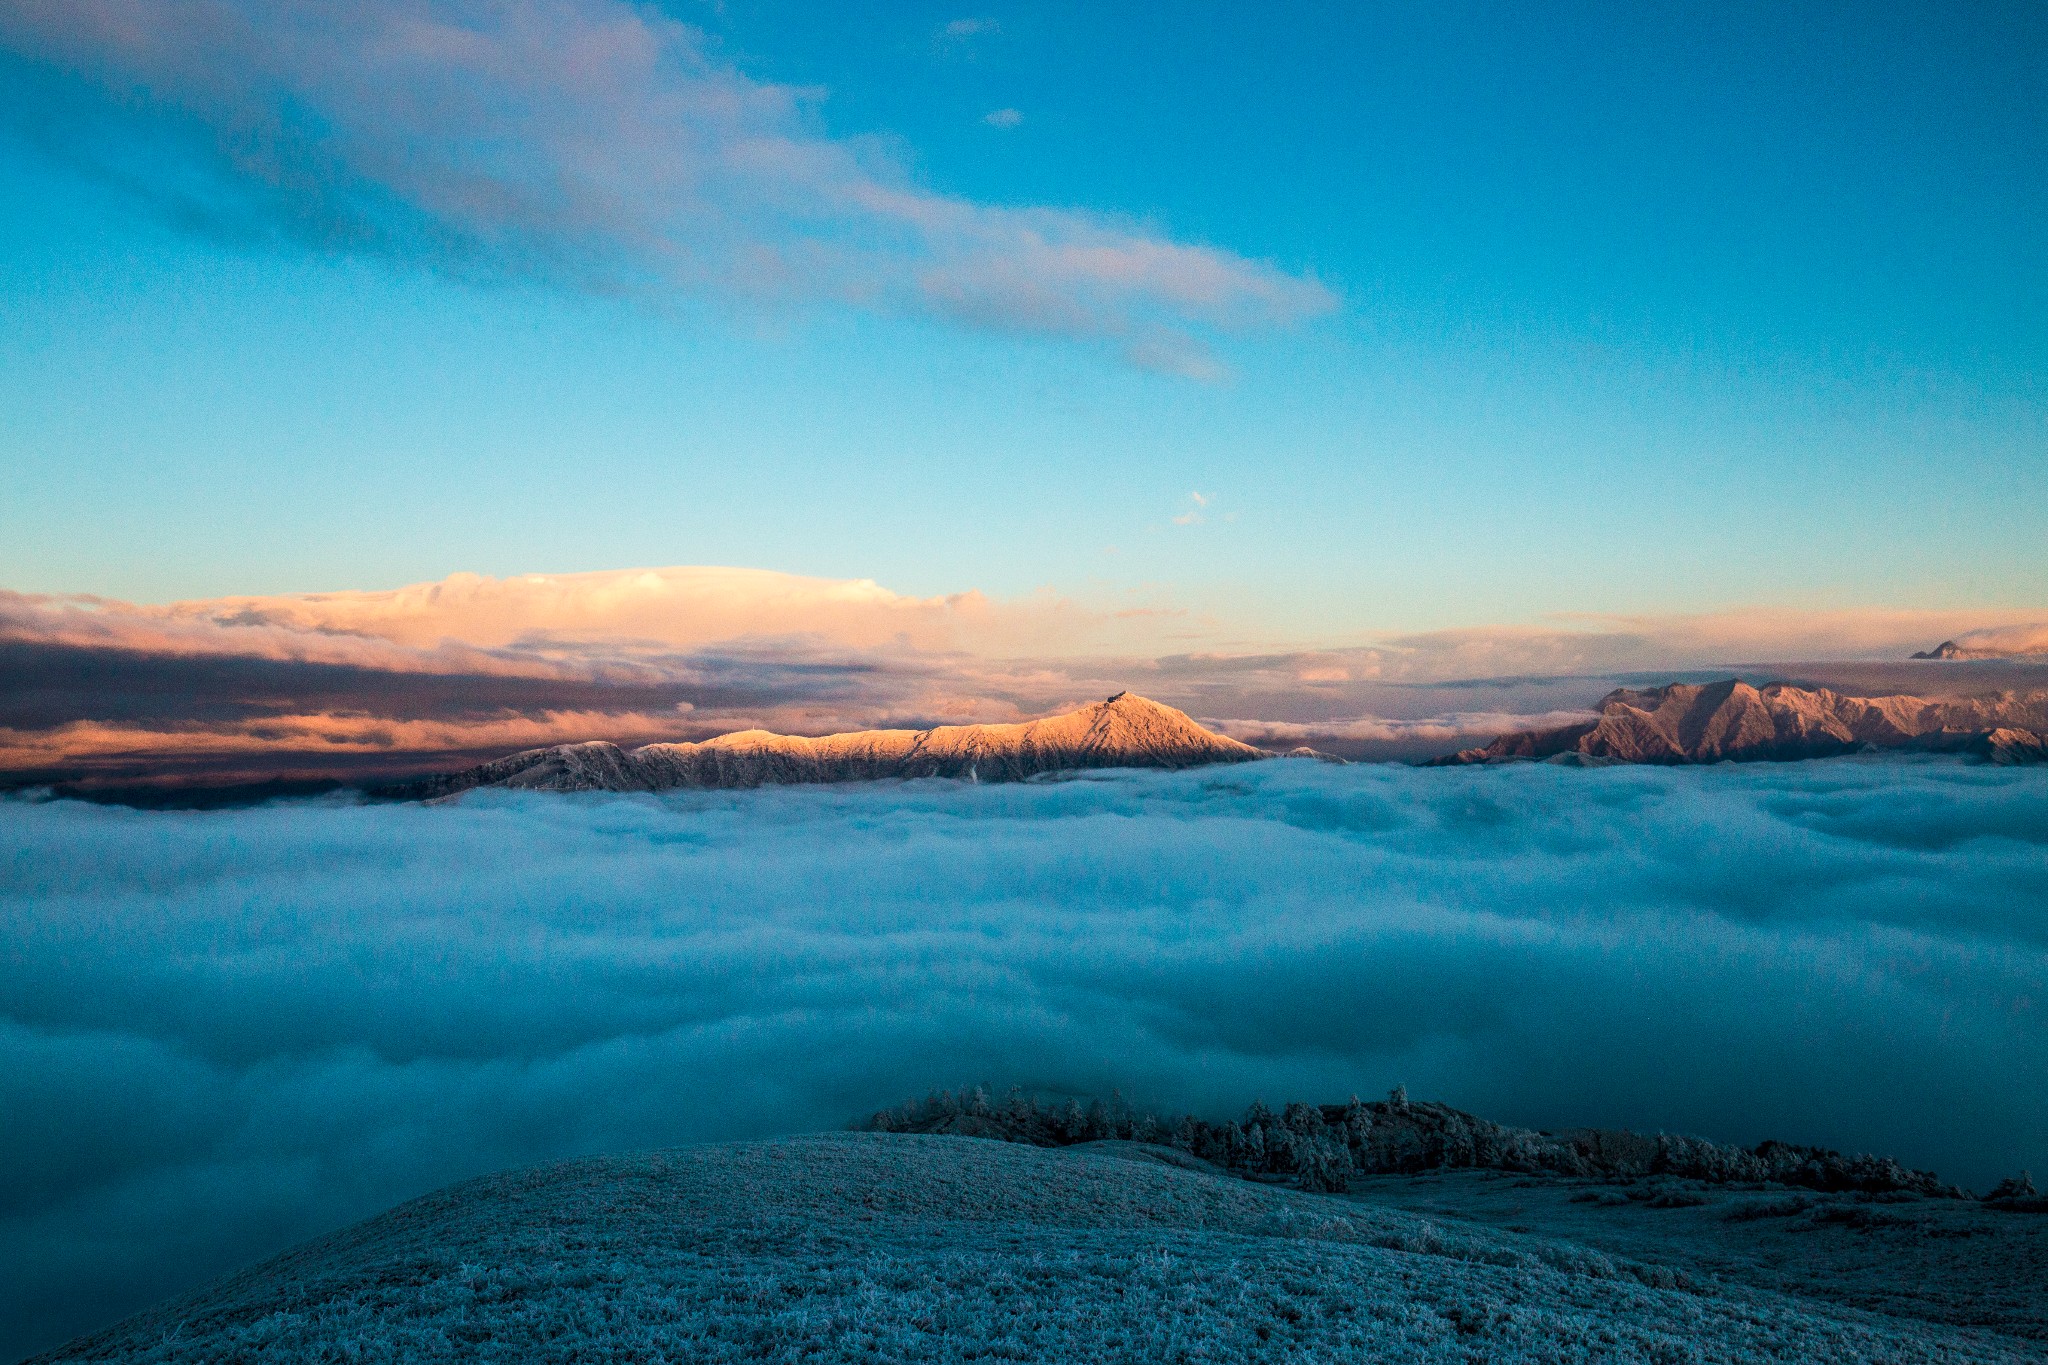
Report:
31,1133,2044,1363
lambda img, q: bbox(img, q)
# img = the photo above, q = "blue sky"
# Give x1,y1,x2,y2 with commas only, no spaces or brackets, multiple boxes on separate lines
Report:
1,0,2043,641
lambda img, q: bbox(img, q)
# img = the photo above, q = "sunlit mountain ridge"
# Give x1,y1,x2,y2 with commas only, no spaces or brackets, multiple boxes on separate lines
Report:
402,692,1268,795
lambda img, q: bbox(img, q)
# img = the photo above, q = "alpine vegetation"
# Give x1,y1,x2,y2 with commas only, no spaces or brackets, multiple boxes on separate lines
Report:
861,1088,1971,1198
29,1133,2047,1364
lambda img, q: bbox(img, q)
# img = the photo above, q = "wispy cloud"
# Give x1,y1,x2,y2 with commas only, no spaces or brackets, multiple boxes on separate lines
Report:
1927,622,2048,658
982,107,1022,129
1171,491,1213,526
0,566,1161,666
943,17,1001,39
0,0,1330,373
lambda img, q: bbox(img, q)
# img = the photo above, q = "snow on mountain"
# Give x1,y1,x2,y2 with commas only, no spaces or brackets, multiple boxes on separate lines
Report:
1439,679,2048,766
401,692,1267,796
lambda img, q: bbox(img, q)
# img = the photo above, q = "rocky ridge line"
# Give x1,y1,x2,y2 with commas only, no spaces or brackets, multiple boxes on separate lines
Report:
396,693,1268,797
1436,678,2048,767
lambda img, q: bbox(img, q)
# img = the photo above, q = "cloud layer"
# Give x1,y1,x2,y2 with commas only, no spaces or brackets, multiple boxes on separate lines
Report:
0,0,1330,371
2,757,2045,1357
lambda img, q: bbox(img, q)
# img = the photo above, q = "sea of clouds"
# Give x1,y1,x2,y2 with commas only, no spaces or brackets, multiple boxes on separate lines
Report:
3,756,2046,1358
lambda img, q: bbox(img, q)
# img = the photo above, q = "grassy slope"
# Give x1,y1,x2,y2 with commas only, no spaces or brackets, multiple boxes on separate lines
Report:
1337,1165,2048,1343
31,1134,2044,1364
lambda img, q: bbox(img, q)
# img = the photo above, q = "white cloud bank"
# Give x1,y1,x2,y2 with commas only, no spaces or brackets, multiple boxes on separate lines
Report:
2,757,2046,1356
0,0,1331,373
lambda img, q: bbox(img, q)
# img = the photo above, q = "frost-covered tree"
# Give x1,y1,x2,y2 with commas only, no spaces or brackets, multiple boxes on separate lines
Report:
1003,1086,1034,1129
1267,1126,1298,1174
1083,1098,1110,1141
1987,1171,2038,1202
1340,1095,1374,1145
1295,1135,1354,1193
1061,1099,1089,1142
1196,1121,1234,1166
1440,1112,1476,1167
1282,1101,1325,1136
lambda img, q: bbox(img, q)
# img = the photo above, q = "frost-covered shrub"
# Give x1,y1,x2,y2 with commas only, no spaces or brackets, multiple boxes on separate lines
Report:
1982,1171,2047,1212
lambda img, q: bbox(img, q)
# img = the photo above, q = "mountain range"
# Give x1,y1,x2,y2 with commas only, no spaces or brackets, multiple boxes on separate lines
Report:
396,679,2048,798
1439,679,2048,766
399,692,1267,796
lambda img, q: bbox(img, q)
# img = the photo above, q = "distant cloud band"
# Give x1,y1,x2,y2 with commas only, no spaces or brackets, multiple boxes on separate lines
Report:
2,566,2044,786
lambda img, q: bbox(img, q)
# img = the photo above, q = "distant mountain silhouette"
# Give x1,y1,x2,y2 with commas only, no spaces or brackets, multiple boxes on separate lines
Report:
1436,679,2048,766
398,693,1267,797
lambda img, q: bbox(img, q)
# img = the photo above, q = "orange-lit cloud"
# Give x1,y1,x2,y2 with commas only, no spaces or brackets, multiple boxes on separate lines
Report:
0,711,685,771
5,565,2045,788
0,567,1195,671
1924,622,2048,659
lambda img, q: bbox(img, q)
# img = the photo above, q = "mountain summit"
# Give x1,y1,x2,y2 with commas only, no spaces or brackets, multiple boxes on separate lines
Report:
402,694,1266,797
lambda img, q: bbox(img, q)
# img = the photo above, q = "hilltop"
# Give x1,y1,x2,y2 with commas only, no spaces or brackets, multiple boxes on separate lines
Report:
397,693,1267,796
33,1128,2046,1363
1439,679,2048,766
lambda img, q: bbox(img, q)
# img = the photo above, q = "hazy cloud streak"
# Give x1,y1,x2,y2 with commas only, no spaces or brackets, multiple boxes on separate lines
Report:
0,0,1332,371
